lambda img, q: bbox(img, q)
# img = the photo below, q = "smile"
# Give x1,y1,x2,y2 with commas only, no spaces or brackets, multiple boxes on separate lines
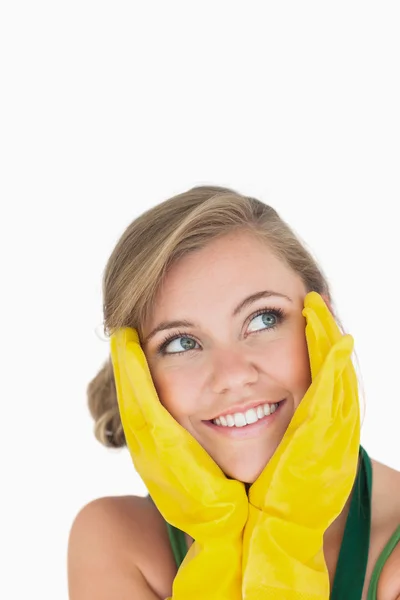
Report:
212,400,282,427
203,399,287,439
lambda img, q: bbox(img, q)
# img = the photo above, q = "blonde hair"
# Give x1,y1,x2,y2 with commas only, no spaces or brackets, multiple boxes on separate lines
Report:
87,185,346,448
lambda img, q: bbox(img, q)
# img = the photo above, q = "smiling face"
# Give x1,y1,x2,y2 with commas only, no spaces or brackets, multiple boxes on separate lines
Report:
142,231,313,483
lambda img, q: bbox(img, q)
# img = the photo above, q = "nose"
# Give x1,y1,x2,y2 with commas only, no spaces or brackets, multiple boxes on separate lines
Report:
209,345,259,394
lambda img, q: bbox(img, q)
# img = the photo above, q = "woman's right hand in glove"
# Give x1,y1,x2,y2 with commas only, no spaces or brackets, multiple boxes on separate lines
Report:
110,327,248,600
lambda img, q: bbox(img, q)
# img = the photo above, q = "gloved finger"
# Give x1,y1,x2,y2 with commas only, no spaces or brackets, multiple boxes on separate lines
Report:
297,333,354,424
302,292,341,380
110,329,147,433
303,294,359,430
303,292,342,345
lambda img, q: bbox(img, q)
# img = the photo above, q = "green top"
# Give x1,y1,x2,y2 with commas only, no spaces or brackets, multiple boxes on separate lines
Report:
153,446,400,598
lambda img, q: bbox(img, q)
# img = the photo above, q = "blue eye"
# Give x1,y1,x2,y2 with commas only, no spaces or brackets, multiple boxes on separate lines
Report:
160,334,199,355
247,308,284,333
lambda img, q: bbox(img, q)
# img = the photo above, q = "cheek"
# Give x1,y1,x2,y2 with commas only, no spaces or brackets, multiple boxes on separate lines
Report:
287,334,312,390
256,331,311,391
149,364,199,423
279,317,312,390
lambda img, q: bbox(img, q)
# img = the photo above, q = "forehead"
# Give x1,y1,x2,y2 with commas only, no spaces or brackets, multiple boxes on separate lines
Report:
149,232,306,323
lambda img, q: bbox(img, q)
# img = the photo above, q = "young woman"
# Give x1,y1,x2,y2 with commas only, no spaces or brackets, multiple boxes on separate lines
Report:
68,186,400,600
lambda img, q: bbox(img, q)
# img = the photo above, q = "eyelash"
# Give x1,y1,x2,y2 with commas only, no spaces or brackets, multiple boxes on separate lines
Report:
156,306,286,356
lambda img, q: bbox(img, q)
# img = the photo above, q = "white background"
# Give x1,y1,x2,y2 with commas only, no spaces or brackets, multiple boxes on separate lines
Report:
1,2,399,599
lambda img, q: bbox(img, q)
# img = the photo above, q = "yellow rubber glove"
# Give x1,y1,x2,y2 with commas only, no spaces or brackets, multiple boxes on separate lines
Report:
242,291,361,600
110,328,248,600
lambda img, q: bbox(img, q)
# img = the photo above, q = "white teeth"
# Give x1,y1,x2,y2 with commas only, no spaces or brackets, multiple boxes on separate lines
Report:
244,408,258,425
233,413,247,427
226,414,235,427
212,401,282,427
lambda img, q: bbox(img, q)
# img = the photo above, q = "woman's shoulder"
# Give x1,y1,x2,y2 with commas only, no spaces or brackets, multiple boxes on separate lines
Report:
68,494,177,599
368,457,400,600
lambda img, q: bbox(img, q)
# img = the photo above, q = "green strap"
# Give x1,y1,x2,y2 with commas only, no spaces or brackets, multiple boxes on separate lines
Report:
330,445,371,599
332,446,400,599
165,521,188,568
367,525,400,600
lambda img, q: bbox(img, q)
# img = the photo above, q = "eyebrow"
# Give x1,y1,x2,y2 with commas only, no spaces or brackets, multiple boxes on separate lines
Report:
143,290,292,345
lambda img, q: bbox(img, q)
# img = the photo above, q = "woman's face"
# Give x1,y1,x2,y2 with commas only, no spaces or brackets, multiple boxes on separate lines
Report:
142,232,313,483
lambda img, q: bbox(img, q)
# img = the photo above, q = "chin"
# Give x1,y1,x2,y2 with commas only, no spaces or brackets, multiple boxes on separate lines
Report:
223,459,272,484
220,441,283,484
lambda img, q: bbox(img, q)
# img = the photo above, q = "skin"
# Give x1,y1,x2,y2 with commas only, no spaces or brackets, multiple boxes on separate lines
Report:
143,230,317,483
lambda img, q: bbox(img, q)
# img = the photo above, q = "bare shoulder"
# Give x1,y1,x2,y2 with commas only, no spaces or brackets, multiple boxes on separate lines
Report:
67,495,177,599
369,457,400,600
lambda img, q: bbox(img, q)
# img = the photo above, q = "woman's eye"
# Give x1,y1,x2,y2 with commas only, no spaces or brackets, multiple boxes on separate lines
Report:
162,336,199,355
247,310,281,333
